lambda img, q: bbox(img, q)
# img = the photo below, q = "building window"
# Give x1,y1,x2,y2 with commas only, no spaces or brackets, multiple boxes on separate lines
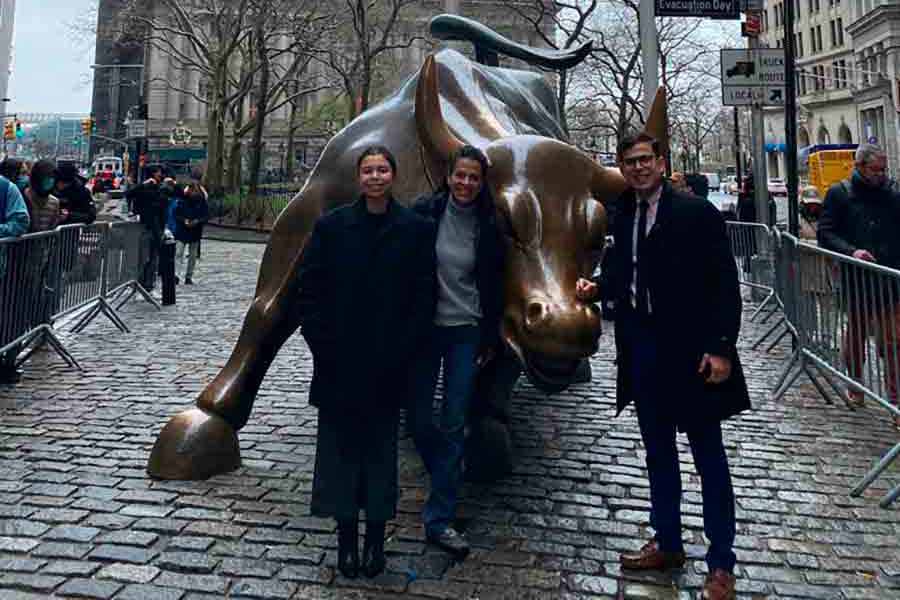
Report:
810,28,817,52
800,69,808,94
765,9,770,29
798,32,804,56
817,25,823,51
837,18,844,46
808,0,813,12
814,0,820,11
830,21,836,46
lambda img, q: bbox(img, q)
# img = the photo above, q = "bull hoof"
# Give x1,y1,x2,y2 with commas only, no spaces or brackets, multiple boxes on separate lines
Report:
465,416,513,483
147,408,241,480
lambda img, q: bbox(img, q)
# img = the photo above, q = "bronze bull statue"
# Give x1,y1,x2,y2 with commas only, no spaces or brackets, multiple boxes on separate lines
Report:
148,16,668,481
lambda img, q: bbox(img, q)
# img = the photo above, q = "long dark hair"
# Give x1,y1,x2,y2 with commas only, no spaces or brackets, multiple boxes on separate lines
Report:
29,159,56,197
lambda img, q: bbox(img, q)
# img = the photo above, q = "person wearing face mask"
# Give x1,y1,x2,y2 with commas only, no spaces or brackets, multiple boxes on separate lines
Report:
24,160,61,233
407,145,504,559
817,144,900,427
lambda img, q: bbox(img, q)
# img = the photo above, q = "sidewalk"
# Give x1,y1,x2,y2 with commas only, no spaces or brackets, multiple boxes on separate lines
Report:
0,239,897,599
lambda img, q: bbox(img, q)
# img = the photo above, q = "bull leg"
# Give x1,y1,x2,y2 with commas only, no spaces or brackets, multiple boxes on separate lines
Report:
465,350,521,482
147,249,303,480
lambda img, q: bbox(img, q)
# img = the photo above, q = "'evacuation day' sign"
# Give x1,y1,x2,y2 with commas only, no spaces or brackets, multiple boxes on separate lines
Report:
655,0,740,18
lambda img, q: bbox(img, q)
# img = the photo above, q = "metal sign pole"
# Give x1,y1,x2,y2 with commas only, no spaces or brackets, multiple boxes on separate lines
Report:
783,0,799,236
641,0,659,118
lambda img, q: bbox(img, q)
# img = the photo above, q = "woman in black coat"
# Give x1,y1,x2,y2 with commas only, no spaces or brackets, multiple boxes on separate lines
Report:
297,146,434,579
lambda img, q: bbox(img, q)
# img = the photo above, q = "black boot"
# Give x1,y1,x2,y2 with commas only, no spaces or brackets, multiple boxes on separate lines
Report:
362,520,386,578
337,519,359,578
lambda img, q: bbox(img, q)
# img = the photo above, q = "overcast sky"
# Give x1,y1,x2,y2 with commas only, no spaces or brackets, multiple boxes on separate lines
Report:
8,0,96,115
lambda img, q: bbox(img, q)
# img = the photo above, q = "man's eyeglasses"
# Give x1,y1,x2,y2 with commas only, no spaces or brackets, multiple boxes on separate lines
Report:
621,154,657,168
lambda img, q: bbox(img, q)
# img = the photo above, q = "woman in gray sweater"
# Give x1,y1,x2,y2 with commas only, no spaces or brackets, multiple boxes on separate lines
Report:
410,145,505,558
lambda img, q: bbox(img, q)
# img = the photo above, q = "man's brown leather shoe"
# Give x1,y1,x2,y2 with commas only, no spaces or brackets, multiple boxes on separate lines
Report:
700,569,736,600
619,540,686,571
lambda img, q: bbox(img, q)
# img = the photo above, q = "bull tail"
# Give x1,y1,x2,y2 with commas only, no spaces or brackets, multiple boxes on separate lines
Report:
429,14,591,70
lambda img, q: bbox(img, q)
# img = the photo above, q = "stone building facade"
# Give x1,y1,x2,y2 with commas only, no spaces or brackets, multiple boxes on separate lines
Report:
91,1,557,177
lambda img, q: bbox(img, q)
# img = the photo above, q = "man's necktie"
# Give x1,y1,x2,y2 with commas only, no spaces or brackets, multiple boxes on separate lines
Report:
636,200,649,316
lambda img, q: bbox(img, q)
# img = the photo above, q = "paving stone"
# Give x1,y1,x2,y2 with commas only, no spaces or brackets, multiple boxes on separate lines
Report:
229,579,297,599
29,508,88,523
156,552,219,574
0,558,46,573
88,544,158,564
95,529,159,547
266,545,327,565
40,560,102,577
0,537,40,553
56,578,123,599
30,541,92,559
219,557,280,578
0,573,66,593
166,536,215,552
274,565,333,585
153,571,230,595
567,574,619,595
96,562,161,584
44,524,102,542
0,520,49,537
116,584,186,600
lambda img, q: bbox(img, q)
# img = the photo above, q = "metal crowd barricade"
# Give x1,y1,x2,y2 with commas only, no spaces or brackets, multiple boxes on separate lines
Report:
104,221,161,313
725,221,778,321
770,231,900,508
1,220,160,374
0,230,80,370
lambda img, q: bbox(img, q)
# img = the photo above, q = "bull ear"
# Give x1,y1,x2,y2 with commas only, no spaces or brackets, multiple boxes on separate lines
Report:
416,54,464,177
642,87,669,168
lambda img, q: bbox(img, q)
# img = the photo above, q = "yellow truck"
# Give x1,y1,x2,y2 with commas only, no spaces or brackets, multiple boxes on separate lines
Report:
807,144,856,196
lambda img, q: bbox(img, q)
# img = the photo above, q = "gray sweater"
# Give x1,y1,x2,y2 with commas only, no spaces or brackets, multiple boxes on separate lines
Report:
435,196,482,326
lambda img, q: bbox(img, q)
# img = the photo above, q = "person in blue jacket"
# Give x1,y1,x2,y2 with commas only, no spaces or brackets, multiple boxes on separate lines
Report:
0,173,31,383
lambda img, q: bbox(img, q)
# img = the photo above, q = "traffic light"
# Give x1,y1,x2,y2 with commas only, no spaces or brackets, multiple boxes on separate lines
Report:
14,119,22,138
81,117,94,137
3,120,13,140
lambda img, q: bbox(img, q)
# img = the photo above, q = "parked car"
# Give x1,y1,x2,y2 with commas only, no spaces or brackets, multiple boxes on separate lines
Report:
701,172,721,191
768,178,787,198
707,191,737,221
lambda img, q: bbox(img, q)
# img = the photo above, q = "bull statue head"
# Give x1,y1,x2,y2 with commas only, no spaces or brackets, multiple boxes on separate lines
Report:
417,55,668,392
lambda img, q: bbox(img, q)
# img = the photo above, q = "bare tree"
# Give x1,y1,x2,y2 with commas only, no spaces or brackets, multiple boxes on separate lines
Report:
502,0,600,136
312,0,422,120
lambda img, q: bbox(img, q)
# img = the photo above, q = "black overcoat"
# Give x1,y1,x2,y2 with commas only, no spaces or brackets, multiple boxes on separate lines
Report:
611,182,751,426
298,197,435,414
297,197,435,520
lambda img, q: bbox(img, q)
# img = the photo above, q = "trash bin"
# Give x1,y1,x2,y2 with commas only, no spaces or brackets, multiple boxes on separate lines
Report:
159,237,177,306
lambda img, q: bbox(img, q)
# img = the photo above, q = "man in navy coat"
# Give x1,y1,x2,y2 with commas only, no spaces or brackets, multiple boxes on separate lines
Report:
577,133,750,600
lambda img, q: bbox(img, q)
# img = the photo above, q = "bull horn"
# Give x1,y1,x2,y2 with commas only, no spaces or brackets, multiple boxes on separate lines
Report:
642,87,669,166
416,54,464,169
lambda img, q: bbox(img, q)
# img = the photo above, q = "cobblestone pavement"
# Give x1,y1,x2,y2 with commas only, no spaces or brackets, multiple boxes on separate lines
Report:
1,239,898,600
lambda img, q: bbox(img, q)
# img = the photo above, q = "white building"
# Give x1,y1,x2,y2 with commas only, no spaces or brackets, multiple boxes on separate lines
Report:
846,0,900,175
760,0,858,179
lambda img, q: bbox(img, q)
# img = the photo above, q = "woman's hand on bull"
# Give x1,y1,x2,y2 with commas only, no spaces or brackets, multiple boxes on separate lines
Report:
575,277,599,302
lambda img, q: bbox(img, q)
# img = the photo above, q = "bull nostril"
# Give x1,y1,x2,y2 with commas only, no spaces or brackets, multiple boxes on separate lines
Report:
525,301,546,327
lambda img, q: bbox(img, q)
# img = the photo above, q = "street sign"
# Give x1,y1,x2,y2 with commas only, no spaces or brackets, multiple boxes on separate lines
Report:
655,0,740,19
721,48,786,106
127,119,147,138
742,11,762,37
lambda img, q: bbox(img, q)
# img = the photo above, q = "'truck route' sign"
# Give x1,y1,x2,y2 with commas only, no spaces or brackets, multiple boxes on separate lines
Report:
721,48,787,106
655,0,740,18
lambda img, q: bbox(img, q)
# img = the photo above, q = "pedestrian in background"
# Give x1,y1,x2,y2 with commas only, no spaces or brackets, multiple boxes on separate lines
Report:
576,132,749,600
25,160,61,233
817,143,900,428
0,171,31,384
173,170,209,285
126,165,169,291
408,145,504,559
669,171,690,194
54,163,97,225
297,146,434,580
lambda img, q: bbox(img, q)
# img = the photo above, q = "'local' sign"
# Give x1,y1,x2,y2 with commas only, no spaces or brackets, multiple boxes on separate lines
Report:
721,48,786,106
655,0,740,18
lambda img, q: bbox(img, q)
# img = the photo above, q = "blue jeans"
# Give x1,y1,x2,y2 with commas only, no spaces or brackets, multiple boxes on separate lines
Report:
408,325,480,537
